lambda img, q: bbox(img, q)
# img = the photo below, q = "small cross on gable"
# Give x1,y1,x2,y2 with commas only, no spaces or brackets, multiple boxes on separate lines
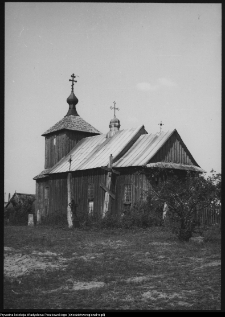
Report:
68,155,72,171
158,121,164,133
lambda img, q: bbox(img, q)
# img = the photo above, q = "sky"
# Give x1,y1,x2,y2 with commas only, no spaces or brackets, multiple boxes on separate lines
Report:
5,3,221,198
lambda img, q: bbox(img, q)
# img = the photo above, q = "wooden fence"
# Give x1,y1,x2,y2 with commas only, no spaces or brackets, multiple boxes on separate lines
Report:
196,206,221,227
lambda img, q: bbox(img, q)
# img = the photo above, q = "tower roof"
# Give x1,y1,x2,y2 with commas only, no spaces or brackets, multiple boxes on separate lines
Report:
42,73,101,136
42,115,101,136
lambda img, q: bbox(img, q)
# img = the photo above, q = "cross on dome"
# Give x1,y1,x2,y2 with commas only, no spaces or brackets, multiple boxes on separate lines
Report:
110,101,119,118
69,73,77,92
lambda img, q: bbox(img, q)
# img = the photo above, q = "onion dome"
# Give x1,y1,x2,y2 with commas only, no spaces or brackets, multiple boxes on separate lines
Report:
65,92,79,116
106,102,121,138
65,73,79,116
109,117,120,129
67,92,78,106
106,116,121,138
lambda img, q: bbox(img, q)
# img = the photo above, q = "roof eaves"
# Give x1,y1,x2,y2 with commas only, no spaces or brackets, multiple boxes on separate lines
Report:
41,116,101,136
33,168,52,180
15,193,35,197
146,162,206,173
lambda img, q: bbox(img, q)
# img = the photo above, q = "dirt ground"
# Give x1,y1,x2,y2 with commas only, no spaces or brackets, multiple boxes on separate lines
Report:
4,226,221,310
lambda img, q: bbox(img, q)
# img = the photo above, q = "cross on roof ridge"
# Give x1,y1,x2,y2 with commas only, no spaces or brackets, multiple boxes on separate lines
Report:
158,121,164,133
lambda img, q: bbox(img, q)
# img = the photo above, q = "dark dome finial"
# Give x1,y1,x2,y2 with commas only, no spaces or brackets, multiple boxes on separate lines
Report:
65,73,79,117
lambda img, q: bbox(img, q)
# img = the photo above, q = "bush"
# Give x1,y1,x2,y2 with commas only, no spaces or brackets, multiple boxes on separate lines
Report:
99,213,121,229
40,210,68,227
202,224,221,242
120,198,163,229
91,197,164,230
143,169,221,241
9,196,35,225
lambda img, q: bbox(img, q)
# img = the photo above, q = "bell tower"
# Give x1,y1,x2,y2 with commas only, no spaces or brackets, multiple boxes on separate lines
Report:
42,74,101,169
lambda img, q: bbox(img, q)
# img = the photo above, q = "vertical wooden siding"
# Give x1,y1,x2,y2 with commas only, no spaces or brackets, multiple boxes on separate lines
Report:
37,167,153,221
150,132,195,165
48,173,67,216
44,170,106,220
44,130,98,169
114,168,151,216
35,179,49,218
71,169,106,220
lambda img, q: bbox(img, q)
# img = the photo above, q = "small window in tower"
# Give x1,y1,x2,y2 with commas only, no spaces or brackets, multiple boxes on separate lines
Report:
44,187,49,200
124,184,132,204
88,183,94,201
53,136,56,145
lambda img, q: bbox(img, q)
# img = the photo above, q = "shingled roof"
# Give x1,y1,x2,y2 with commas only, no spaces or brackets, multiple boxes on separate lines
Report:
5,193,35,209
42,115,101,136
33,168,52,180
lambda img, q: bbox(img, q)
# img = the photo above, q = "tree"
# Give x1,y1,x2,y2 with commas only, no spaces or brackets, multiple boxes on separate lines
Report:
147,169,220,241
207,169,221,207
10,195,35,225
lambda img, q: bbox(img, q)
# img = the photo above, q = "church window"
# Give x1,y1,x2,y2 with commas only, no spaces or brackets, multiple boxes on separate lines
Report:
88,183,94,200
53,136,56,145
124,184,132,204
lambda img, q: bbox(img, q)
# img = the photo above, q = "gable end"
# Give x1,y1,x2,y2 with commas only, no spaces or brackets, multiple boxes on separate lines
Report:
149,130,199,166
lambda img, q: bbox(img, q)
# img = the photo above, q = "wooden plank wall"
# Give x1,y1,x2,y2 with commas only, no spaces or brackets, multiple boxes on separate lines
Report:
150,133,195,165
35,179,49,218
37,168,221,227
37,168,152,222
45,170,106,221
48,173,68,216
114,168,151,216
44,131,98,169
71,169,106,220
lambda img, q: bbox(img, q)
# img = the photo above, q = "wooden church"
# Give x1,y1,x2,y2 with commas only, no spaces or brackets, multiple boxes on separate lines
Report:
34,74,205,225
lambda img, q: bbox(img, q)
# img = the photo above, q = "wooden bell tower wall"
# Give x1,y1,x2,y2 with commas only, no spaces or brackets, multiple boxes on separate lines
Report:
44,130,98,169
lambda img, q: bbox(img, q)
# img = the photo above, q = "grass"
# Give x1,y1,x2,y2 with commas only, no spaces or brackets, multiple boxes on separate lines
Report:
4,225,221,310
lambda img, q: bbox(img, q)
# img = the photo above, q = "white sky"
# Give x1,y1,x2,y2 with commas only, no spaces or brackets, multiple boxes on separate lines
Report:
5,3,221,197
